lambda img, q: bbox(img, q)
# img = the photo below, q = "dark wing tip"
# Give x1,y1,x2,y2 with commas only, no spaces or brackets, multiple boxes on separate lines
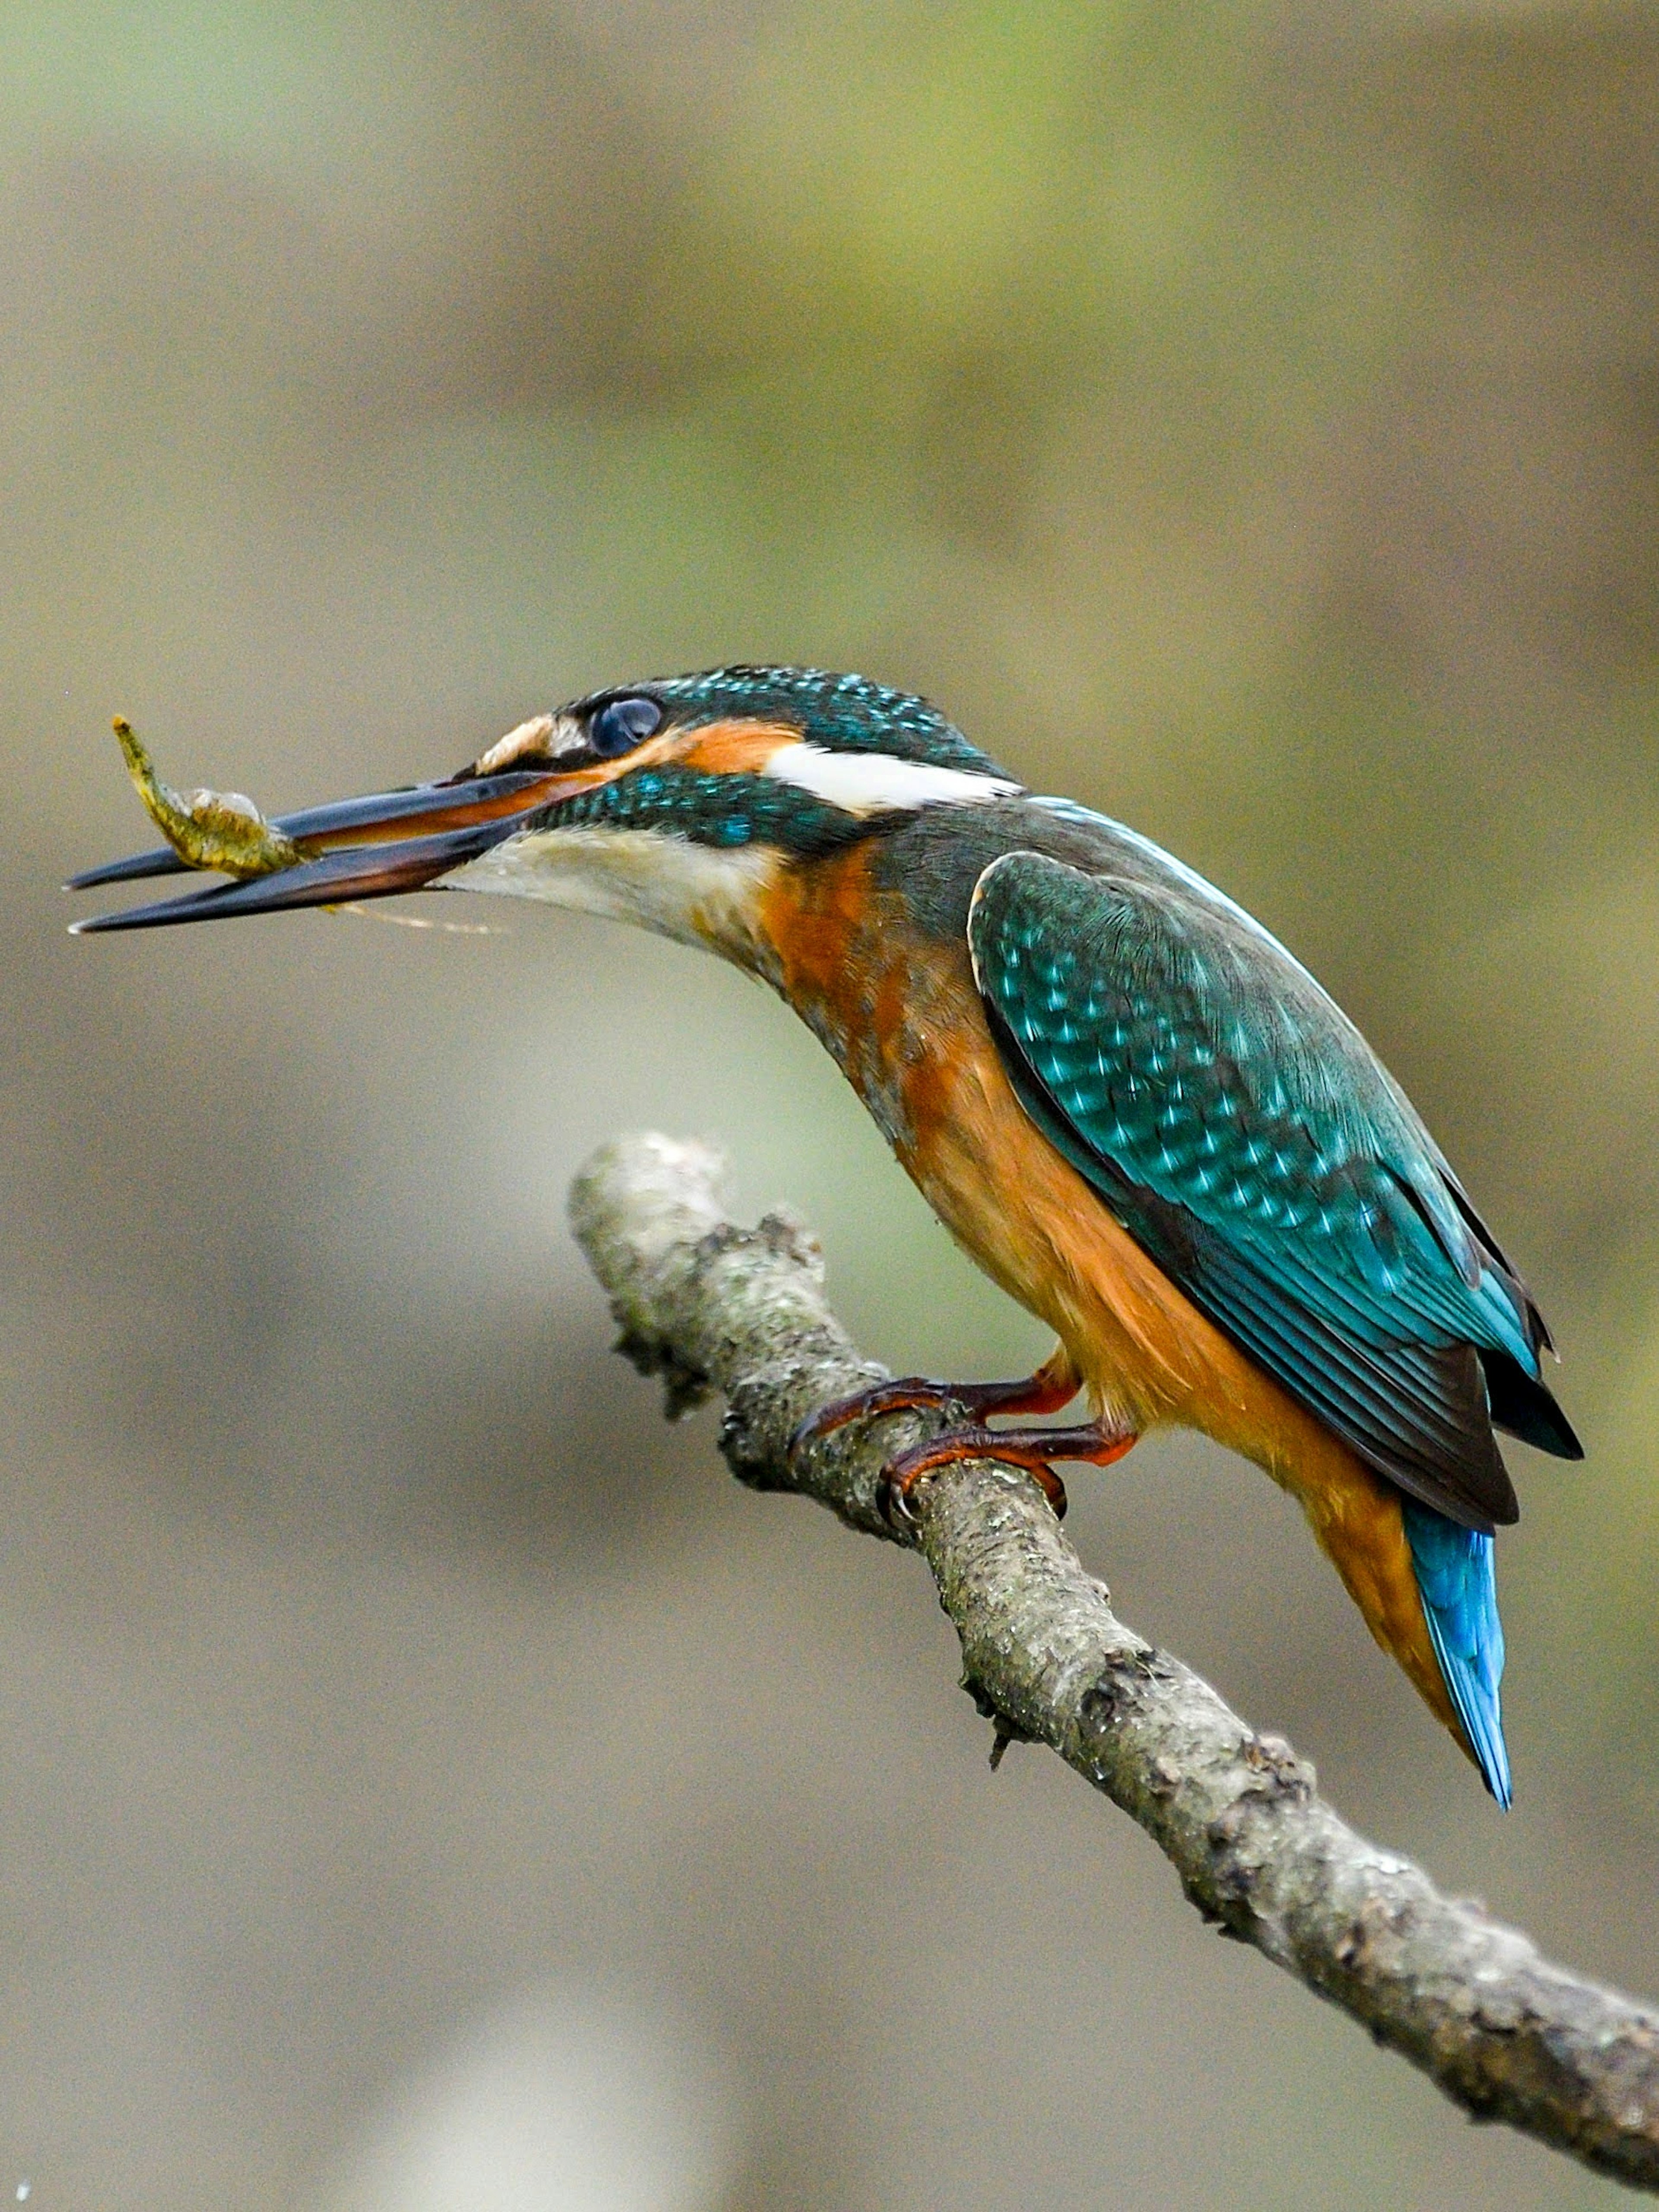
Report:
1482,1349,1585,1462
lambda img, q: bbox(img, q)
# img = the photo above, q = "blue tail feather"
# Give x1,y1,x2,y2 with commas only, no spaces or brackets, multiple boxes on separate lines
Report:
1401,1496,1512,1808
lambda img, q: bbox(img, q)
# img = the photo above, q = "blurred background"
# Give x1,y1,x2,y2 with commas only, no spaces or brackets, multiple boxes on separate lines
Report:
2,2,1657,2205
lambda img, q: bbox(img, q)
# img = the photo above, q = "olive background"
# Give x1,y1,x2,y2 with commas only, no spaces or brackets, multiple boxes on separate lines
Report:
3,6,1659,2207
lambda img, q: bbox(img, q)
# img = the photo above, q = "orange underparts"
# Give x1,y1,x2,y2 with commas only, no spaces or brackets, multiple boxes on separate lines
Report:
754,843,1470,1761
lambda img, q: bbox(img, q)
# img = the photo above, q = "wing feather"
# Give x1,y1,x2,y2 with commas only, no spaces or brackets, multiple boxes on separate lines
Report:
969,851,1577,1530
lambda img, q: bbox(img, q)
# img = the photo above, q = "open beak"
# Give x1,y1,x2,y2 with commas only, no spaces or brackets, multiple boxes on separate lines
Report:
68,766,569,934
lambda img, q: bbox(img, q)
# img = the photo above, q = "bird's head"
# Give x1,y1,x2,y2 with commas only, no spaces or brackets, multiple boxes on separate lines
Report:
72,666,1026,954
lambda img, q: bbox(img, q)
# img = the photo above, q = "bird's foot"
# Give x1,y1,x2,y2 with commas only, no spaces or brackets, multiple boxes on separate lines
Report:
879,1419,1138,1530
789,1351,1080,1461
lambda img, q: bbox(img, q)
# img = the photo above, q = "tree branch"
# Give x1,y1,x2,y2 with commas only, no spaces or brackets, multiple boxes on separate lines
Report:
569,1132,1659,2195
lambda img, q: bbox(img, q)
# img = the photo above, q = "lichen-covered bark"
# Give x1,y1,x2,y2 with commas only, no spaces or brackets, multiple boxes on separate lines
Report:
569,1133,1659,2194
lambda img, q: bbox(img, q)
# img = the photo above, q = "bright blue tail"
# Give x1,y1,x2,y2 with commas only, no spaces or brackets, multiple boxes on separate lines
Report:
1401,1496,1511,1808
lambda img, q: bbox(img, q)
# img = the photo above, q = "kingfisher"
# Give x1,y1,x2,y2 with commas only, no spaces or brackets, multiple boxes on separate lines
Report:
71,666,1583,1803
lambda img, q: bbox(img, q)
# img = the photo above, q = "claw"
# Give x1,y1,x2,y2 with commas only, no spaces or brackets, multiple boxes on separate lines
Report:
880,1435,1069,1526
877,1467,918,1531
790,1359,1079,1463
791,1364,1120,1531
789,1375,950,1463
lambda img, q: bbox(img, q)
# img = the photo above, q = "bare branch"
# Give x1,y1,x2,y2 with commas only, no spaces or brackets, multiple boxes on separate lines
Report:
569,1133,1659,2195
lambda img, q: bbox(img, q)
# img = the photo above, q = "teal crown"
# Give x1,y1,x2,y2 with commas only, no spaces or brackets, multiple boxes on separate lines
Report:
572,665,1010,779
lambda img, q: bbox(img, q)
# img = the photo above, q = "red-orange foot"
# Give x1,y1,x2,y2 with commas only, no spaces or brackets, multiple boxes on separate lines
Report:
880,1419,1139,1530
789,1350,1081,1462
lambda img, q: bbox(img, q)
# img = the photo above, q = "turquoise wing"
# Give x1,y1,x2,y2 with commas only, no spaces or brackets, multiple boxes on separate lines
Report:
968,850,1576,1533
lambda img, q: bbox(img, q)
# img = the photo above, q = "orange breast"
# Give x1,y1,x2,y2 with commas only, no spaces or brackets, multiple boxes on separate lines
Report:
754,848,1462,1746
758,847,1259,1431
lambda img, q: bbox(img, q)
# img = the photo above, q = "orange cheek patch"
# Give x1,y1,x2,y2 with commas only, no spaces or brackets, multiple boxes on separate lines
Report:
675,720,801,777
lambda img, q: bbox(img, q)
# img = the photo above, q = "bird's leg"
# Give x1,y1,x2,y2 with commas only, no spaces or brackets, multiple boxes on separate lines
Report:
791,1342,1081,1456
788,1345,1126,1528
880,1417,1139,1528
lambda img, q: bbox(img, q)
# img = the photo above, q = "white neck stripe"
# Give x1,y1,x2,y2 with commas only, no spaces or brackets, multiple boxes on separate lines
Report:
760,741,1020,816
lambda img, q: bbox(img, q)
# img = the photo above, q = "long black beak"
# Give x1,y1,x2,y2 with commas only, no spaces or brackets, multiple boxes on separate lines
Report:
68,769,562,933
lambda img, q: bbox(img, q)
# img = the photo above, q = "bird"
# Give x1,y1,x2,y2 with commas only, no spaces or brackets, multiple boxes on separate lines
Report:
70,666,1583,1803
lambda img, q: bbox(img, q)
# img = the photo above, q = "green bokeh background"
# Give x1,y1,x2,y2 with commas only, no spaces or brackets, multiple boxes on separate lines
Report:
3,5,1657,2206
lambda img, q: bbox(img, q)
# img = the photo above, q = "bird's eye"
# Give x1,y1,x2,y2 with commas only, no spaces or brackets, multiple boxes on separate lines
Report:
589,696,663,758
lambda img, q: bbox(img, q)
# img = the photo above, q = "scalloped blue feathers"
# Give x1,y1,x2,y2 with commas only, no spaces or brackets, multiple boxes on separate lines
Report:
966,851,1558,1529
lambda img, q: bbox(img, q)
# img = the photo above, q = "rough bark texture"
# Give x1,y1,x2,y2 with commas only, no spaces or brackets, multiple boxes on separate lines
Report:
569,1132,1659,2195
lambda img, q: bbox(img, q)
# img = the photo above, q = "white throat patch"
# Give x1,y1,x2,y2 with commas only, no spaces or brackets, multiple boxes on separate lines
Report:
444,826,777,961
760,742,1020,817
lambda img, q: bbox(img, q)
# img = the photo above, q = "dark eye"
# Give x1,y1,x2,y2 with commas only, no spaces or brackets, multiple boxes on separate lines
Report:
589,696,663,758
